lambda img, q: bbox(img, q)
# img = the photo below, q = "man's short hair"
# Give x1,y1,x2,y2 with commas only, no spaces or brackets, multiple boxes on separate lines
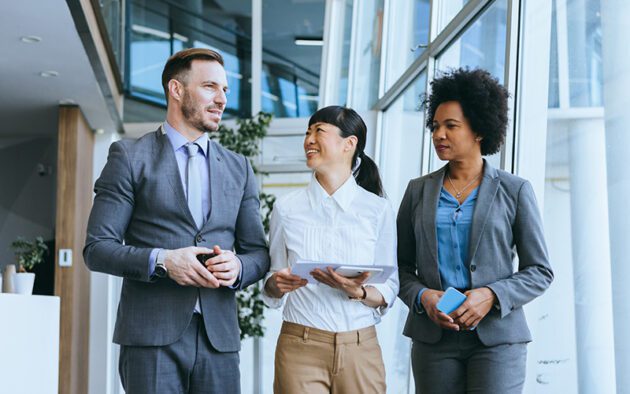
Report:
161,48,225,102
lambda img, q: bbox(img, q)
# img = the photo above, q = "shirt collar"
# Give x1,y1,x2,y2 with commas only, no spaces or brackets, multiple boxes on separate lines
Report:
307,173,358,212
163,121,209,157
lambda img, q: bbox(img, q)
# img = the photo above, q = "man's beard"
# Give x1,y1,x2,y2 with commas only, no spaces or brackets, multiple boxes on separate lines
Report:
181,91,219,132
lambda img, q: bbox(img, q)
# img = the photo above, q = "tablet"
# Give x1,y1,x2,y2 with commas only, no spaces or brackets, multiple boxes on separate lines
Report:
290,260,397,285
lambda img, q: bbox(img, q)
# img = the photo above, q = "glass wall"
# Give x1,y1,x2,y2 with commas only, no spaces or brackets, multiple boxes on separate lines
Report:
539,0,629,392
261,0,324,118
383,0,430,91
380,73,427,205
126,0,253,119
429,0,508,172
347,0,385,110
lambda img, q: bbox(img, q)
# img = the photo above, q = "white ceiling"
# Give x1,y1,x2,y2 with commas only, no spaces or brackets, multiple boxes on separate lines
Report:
0,0,116,141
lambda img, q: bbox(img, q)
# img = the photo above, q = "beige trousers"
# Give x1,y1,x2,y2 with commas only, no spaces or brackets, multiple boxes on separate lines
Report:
273,321,386,394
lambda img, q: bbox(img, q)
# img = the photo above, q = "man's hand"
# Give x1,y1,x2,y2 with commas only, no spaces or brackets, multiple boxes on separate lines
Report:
204,245,241,287
265,268,308,298
420,289,460,331
164,247,220,288
450,287,496,330
310,266,370,298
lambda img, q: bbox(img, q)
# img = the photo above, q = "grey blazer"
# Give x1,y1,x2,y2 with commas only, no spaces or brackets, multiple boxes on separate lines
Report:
397,160,553,346
83,128,270,352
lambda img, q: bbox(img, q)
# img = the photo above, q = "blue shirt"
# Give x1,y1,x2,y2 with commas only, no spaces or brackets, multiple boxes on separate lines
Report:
416,187,478,309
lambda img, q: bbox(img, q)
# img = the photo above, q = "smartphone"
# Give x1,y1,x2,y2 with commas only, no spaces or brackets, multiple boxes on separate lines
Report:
197,253,217,265
335,265,383,278
436,287,467,314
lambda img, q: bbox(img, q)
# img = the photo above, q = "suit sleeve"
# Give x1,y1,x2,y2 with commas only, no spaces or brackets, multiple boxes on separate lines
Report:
397,181,429,313
83,141,154,282
233,158,271,289
486,180,554,318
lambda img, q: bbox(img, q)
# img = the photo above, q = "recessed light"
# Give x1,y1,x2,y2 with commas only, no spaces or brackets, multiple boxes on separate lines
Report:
40,71,59,78
95,129,105,135
294,37,323,46
21,36,42,43
59,99,76,105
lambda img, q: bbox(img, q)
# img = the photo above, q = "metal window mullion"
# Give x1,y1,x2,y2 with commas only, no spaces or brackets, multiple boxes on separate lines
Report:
252,0,262,116
502,0,521,173
345,0,361,107
376,0,392,102
421,56,437,175
555,0,570,109
373,0,493,111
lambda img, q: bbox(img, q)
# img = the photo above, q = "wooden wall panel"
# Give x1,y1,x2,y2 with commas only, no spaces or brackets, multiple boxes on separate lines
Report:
55,105,94,394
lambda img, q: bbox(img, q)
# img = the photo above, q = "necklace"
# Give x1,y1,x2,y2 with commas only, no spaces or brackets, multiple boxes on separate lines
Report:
447,171,481,200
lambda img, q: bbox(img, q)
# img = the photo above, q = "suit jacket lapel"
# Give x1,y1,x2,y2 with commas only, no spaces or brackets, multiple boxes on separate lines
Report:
468,160,500,265
157,129,197,227
421,166,445,281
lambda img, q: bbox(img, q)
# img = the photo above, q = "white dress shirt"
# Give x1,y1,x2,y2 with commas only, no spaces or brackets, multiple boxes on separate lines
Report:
262,174,399,332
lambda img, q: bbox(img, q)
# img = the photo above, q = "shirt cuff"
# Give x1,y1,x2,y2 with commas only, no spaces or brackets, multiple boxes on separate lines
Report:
148,248,161,279
415,288,428,314
228,256,243,289
370,283,396,316
261,272,286,309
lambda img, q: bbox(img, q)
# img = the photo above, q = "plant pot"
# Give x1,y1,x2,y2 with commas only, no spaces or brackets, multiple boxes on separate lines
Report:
12,272,35,295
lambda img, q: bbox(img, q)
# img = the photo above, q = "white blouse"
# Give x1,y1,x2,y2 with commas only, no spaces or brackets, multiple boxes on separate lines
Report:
262,174,399,332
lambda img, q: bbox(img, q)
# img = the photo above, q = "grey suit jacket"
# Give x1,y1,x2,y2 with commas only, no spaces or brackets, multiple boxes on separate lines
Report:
397,160,553,346
83,128,270,351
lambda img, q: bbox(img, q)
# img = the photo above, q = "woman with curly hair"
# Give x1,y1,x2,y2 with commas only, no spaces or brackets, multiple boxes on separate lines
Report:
397,68,554,393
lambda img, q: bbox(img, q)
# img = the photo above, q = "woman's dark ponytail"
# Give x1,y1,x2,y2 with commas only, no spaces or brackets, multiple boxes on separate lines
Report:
353,153,384,197
309,105,385,197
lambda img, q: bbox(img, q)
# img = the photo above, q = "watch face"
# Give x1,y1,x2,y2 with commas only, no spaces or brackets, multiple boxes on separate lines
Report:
154,264,167,278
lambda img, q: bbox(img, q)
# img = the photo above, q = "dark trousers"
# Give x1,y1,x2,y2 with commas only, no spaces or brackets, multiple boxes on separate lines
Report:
119,314,240,394
411,330,527,394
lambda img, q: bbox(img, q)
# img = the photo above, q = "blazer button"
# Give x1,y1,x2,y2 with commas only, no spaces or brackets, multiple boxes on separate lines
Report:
470,264,477,272
196,234,204,243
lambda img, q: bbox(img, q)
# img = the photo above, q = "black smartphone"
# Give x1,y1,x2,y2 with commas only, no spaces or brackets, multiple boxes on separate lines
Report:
196,253,217,265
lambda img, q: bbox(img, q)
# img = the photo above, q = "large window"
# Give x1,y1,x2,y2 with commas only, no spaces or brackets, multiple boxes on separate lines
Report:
126,0,252,119
383,0,430,91
429,0,508,172
262,0,324,118
380,73,427,205
538,0,628,392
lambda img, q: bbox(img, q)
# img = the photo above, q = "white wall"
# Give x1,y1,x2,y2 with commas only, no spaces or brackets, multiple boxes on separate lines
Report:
0,137,57,272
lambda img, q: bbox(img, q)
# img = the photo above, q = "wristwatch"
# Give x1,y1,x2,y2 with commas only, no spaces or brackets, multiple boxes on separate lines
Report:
153,250,168,278
348,285,367,301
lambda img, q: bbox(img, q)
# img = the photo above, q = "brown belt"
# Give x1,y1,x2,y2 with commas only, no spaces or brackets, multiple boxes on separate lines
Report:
280,321,377,345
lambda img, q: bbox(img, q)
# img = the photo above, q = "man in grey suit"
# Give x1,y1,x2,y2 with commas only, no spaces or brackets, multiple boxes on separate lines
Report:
84,48,270,393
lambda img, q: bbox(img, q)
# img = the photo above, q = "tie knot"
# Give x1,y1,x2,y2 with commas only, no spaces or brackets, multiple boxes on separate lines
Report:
186,143,200,158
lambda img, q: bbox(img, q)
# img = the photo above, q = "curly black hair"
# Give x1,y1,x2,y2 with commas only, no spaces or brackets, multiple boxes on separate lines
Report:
423,68,509,156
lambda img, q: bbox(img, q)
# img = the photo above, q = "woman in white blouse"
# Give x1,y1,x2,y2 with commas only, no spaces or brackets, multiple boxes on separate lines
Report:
263,105,399,393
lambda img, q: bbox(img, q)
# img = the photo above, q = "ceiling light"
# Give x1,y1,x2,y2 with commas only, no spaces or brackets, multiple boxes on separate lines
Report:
40,71,59,78
294,37,323,46
59,99,76,105
21,35,42,43
95,129,105,135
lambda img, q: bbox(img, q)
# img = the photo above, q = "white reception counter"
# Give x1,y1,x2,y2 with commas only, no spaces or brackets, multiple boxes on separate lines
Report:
0,294,60,394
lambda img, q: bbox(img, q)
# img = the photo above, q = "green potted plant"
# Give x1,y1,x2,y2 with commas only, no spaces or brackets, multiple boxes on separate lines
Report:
211,112,274,339
10,236,48,295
